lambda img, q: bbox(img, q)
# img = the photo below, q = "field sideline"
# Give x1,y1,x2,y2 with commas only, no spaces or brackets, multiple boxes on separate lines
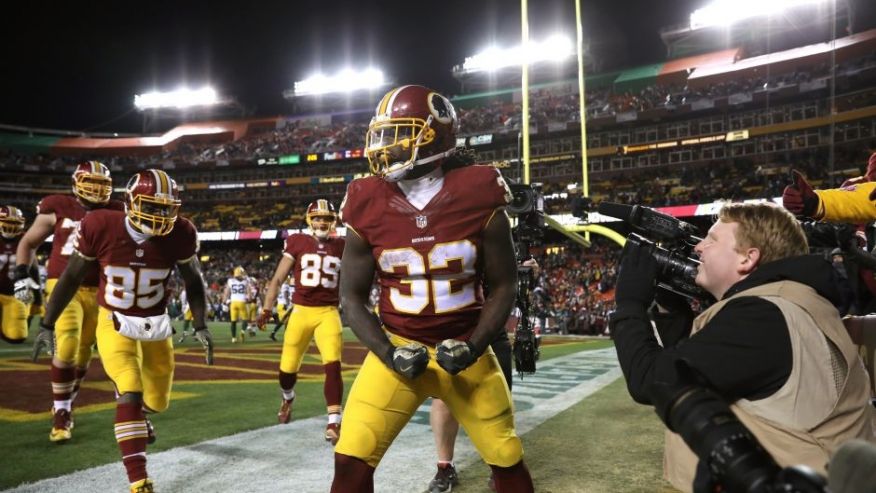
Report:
1,321,676,492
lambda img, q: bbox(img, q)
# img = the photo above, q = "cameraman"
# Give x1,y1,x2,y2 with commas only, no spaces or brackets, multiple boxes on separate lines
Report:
610,202,874,493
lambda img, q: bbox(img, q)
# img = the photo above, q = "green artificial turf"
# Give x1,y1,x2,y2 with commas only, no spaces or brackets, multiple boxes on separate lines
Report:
452,378,680,493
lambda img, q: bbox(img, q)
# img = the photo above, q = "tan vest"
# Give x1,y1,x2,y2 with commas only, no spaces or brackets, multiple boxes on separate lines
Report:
663,280,875,493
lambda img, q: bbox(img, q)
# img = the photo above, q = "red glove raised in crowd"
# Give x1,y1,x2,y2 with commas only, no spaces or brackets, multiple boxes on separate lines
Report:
782,170,820,218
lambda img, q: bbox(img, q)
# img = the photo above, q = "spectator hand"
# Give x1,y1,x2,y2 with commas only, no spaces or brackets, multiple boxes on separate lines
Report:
193,327,214,365
385,343,430,379
782,170,820,218
31,321,55,362
435,339,478,375
615,239,658,309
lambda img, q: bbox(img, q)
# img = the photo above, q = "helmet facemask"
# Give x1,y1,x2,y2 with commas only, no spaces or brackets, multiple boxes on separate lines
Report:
127,192,180,236
0,208,24,239
72,172,113,205
367,115,455,182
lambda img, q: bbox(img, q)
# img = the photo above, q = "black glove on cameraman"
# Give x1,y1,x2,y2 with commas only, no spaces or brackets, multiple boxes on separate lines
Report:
610,239,664,404
613,240,658,316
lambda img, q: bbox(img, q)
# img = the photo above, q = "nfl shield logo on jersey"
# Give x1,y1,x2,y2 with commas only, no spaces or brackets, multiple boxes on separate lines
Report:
135,249,144,258
416,215,428,229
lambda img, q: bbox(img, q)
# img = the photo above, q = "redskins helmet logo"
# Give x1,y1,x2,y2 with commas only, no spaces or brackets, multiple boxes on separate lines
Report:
427,93,454,125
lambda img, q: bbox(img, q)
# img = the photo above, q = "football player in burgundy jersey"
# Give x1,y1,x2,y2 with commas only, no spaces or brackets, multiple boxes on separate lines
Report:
1,205,33,343
39,169,213,493
331,85,534,493
257,199,346,444
15,161,125,443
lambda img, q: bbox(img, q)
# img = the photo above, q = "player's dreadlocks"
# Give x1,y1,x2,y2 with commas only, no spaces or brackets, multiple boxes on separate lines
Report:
441,146,477,172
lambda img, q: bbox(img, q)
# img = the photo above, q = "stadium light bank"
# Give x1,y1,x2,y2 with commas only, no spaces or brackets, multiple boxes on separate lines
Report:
689,0,833,30
292,68,387,97
133,86,222,111
458,34,574,74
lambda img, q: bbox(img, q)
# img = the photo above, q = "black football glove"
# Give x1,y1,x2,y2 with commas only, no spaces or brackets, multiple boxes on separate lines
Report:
13,265,39,305
435,339,478,375
193,327,214,365
31,321,55,362
384,343,429,379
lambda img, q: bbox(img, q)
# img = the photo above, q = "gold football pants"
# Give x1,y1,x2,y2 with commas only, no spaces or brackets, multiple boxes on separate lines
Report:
280,304,342,373
335,333,523,468
96,306,174,412
0,294,28,342
229,301,248,322
46,278,98,365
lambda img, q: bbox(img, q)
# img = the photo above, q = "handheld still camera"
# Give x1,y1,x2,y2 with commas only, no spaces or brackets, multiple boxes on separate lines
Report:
651,358,828,493
598,202,711,302
507,183,544,374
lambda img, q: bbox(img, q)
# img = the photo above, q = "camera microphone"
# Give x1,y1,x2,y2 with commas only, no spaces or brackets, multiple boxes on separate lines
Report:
596,202,636,222
597,202,700,242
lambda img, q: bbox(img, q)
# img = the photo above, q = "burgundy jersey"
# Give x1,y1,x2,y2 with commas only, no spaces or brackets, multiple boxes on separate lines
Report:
0,236,21,295
340,165,512,345
283,234,345,307
75,209,198,317
37,195,125,286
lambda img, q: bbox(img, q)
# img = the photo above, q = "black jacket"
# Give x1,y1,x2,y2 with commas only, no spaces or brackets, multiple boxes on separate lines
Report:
611,255,842,405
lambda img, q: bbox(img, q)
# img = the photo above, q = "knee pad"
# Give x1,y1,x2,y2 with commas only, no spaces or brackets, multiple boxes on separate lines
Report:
55,329,81,364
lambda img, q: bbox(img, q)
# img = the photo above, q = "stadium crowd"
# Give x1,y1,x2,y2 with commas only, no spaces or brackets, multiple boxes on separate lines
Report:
2,50,873,179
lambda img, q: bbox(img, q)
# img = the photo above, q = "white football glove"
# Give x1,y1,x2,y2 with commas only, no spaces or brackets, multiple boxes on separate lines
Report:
14,277,39,304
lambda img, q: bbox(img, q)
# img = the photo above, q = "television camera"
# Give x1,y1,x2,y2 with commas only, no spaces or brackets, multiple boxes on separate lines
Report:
598,202,711,302
507,183,545,374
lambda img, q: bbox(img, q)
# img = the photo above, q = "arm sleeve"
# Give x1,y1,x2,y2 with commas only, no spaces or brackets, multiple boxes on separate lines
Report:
817,182,876,223
613,297,792,404
672,297,792,401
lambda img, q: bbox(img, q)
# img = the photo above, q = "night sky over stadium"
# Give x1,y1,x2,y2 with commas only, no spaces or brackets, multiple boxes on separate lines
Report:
1,0,873,134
